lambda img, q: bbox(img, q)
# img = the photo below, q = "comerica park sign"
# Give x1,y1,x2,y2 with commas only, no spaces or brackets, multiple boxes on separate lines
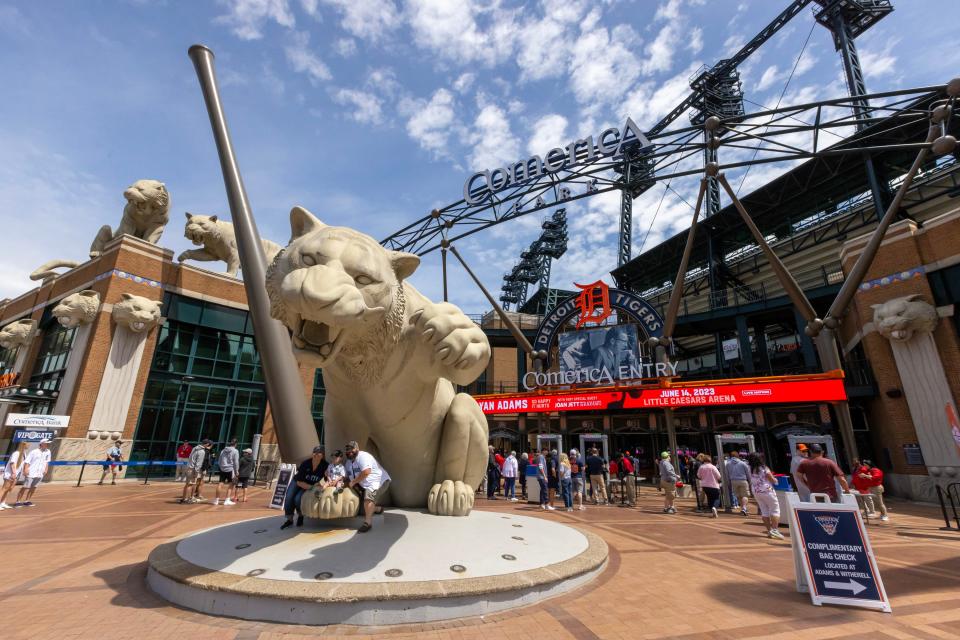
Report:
463,117,652,205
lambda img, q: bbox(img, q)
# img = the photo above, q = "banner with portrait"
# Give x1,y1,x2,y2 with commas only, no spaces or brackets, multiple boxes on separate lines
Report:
558,325,641,381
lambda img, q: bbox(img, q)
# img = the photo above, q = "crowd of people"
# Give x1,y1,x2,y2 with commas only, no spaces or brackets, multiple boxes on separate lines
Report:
483,442,891,540
1,433,890,539
483,446,644,511
178,438,254,505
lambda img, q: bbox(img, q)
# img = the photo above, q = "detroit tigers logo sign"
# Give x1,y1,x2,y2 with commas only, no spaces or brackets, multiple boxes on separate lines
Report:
574,280,612,328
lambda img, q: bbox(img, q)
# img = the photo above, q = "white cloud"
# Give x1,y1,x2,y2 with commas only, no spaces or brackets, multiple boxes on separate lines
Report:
366,67,401,98
619,62,700,129
527,114,568,156
214,0,295,40
404,88,458,157
332,88,383,124
453,72,475,94
568,13,641,108
320,0,401,42
515,2,589,83
467,104,520,171
284,31,332,83
860,42,897,78
687,26,703,54
332,37,357,57
756,65,780,92
406,0,517,66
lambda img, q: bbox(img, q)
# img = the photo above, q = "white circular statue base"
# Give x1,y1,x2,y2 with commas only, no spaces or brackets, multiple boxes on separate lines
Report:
147,509,607,626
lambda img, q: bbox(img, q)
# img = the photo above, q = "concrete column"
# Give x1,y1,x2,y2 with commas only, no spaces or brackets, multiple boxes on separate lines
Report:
735,314,754,375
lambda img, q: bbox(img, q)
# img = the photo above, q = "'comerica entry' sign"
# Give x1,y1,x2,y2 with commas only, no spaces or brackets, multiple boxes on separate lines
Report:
476,377,847,415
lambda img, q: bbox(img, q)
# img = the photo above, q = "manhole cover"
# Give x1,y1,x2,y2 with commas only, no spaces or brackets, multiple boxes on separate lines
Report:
512,524,523,528
235,543,251,549
450,564,466,573
253,529,267,534
385,569,403,578
314,572,333,580
502,554,517,561
511,536,524,541
246,569,266,577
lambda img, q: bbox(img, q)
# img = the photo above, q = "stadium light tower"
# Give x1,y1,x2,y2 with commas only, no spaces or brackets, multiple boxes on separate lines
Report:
499,209,567,312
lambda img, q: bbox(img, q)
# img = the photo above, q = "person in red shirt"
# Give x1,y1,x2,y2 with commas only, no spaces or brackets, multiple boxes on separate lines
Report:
851,461,874,515
619,452,636,506
796,444,850,502
175,440,193,482
865,459,889,521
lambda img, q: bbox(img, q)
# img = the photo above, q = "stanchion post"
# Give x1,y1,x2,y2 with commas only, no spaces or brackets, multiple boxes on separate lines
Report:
143,462,150,486
76,461,86,488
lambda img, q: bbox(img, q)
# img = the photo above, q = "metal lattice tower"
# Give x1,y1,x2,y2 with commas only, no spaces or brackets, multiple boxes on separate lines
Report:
499,209,567,310
813,0,895,214
813,0,893,128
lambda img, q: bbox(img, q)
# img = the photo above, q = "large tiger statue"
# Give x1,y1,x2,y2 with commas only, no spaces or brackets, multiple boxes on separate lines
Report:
265,207,491,516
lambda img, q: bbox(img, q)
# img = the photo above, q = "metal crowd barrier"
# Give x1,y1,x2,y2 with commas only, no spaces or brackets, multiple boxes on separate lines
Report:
46,460,186,487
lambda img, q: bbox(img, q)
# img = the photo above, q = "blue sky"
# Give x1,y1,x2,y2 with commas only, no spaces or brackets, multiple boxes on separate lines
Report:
0,0,954,312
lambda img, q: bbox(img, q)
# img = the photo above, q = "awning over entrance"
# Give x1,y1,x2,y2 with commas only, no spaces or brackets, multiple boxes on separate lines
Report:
475,372,846,415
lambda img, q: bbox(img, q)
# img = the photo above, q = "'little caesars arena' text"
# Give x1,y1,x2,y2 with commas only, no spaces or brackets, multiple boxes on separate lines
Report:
639,387,736,406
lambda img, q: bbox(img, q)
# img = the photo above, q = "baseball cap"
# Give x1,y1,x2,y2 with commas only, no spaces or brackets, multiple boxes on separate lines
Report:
312,445,325,454
39,438,52,444
243,448,253,454
808,443,823,454
345,440,359,451
660,451,670,459
797,443,808,451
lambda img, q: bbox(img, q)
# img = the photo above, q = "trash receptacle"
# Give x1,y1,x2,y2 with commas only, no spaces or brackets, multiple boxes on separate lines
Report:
526,465,540,504
773,474,793,527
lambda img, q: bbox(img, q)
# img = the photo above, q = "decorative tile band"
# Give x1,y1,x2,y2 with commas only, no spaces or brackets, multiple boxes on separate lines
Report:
94,269,163,289
858,266,925,292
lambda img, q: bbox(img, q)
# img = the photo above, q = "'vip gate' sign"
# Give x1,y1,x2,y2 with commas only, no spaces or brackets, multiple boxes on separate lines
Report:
788,493,891,613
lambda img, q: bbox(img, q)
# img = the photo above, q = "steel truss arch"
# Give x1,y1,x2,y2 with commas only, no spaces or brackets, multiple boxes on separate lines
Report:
382,84,950,257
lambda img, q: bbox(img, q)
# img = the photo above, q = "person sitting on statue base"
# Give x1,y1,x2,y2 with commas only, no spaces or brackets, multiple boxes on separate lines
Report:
281,446,328,530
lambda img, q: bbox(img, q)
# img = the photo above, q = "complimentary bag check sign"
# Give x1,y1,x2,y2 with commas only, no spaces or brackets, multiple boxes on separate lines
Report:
787,493,891,613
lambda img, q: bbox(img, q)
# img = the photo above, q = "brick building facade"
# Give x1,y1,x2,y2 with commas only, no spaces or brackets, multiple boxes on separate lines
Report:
0,234,321,480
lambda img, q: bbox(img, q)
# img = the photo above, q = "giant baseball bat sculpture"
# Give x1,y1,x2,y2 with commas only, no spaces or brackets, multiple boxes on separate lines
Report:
188,44,319,462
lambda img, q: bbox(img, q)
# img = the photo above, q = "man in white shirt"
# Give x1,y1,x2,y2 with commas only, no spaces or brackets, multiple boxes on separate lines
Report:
15,439,52,507
344,440,391,533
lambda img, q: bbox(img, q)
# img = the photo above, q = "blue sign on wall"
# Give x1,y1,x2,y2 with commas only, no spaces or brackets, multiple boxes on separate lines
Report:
13,429,55,443
791,504,890,612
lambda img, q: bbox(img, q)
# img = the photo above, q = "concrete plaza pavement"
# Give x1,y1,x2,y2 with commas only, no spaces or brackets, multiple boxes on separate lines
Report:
0,481,958,639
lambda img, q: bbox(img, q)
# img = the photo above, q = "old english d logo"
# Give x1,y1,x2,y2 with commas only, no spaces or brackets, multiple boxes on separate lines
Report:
574,280,612,328
814,514,840,536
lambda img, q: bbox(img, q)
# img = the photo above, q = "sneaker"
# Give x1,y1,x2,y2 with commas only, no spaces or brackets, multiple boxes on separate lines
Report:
213,499,220,506
510,498,518,502
540,504,546,510
296,514,304,527
0,503,9,510
24,502,35,507
566,507,573,512
280,520,293,530
546,505,556,511
578,505,586,511
711,507,718,518
224,499,235,506
880,515,889,522
12,502,23,508
740,509,748,516
770,529,785,540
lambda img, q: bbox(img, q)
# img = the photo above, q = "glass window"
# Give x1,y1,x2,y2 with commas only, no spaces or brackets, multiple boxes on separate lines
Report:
201,304,247,334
